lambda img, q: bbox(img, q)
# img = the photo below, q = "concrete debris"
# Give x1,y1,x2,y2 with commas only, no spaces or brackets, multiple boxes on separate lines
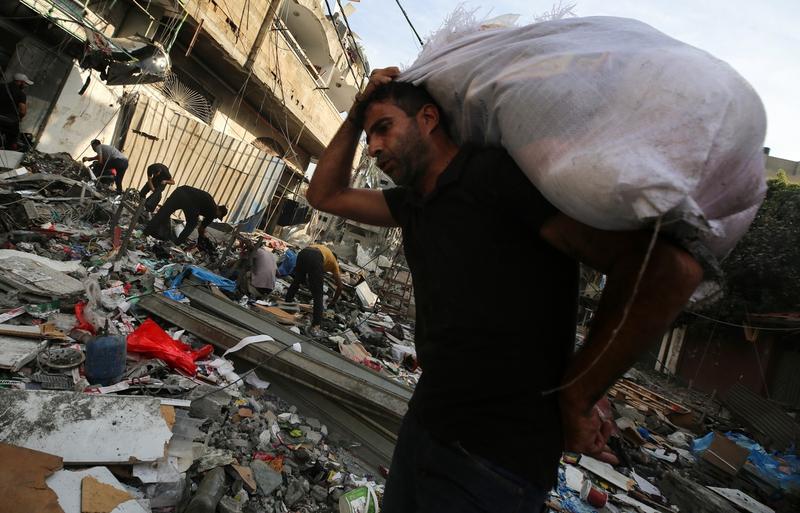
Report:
250,460,283,495
3,146,797,513
0,390,173,464
0,335,48,371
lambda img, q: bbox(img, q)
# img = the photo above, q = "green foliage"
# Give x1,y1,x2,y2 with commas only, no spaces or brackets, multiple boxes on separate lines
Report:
709,171,800,317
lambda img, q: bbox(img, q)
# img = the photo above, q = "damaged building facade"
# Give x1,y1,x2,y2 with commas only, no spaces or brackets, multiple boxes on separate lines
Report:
1,0,368,233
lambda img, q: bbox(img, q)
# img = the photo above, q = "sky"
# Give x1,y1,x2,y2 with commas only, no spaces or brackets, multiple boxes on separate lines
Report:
337,0,800,161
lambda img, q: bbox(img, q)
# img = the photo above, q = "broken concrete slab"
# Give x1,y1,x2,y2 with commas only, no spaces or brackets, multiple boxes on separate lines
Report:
184,467,226,513
0,249,84,274
0,443,64,513
195,448,235,473
1,172,104,199
0,335,48,371
0,166,28,180
0,256,84,299
251,460,283,495
0,390,173,464
46,466,148,513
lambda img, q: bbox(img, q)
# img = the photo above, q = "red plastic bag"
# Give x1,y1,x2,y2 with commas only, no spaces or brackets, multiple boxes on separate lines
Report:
74,302,96,334
127,318,213,375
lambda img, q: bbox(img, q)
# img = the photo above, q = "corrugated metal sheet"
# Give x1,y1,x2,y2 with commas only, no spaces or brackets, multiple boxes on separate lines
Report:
121,95,283,223
723,383,800,452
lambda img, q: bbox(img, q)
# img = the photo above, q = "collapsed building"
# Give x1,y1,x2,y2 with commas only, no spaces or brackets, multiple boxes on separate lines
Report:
1,0,375,239
0,1,799,513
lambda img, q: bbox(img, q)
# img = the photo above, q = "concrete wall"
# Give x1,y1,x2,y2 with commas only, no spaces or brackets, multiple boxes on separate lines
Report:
675,324,774,396
182,0,352,150
37,65,122,159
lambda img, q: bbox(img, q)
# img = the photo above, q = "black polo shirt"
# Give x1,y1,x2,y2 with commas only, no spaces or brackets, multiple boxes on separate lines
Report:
383,145,578,488
170,186,218,230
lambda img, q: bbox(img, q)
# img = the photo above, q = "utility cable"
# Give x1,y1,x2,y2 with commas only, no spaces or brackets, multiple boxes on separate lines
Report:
322,0,361,87
393,0,424,46
335,0,368,76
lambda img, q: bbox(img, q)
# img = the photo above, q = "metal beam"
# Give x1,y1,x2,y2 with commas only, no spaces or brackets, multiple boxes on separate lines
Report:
138,294,408,426
180,277,413,400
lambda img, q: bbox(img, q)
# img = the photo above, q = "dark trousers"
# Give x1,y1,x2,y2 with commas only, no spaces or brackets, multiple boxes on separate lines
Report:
0,117,19,150
95,158,129,193
144,188,194,242
284,247,324,326
140,182,166,212
382,412,548,513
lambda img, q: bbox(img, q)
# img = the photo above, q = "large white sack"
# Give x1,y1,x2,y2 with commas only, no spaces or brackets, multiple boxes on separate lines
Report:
400,15,767,258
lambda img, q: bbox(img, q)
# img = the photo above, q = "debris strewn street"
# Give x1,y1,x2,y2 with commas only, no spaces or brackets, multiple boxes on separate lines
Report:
2,1,799,512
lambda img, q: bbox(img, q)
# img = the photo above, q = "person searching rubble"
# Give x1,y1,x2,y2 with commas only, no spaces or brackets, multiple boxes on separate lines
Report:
82,139,129,195
284,243,343,338
142,184,227,246
140,162,175,213
0,73,33,151
304,67,704,512
235,238,277,298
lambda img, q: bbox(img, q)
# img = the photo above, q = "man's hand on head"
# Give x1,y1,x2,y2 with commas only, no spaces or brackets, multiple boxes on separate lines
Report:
358,67,401,101
349,67,400,126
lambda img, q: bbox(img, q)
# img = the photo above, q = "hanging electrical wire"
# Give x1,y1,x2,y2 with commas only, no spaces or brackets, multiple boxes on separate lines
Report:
394,0,424,46
335,0,369,76
321,0,361,87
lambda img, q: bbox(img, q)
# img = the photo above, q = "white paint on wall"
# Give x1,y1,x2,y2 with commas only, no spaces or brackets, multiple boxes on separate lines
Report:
37,65,121,159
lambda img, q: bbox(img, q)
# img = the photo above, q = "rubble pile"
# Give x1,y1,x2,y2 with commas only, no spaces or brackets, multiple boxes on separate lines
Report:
0,151,403,512
546,369,800,513
2,149,799,513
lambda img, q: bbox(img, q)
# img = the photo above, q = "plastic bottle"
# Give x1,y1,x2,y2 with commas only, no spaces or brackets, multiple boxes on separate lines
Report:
84,335,127,385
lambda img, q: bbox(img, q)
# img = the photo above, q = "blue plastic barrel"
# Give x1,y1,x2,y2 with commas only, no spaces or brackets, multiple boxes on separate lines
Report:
85,335,127,386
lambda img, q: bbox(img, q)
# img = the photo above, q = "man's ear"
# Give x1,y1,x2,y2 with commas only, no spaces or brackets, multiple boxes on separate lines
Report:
417,104,441,135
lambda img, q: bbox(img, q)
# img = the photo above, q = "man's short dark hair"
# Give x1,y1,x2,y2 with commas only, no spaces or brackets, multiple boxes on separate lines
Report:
355,81,446,130
90,139,101,147
218,205,228,219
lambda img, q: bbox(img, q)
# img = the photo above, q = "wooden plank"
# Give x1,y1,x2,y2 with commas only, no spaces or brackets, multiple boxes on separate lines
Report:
254,304,298,325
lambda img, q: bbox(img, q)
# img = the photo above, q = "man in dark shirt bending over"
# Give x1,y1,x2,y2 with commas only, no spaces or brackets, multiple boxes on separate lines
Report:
305,67,703,512
140,163,175,212
143,185,227,245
